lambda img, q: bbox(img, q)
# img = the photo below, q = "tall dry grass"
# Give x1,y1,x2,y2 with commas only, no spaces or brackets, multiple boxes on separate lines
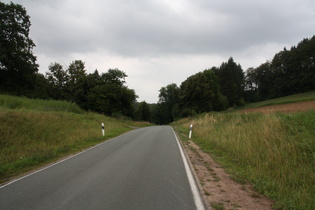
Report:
174,111,315,209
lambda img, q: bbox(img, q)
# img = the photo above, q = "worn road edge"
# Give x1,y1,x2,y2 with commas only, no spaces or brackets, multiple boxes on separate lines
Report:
172,128,211,210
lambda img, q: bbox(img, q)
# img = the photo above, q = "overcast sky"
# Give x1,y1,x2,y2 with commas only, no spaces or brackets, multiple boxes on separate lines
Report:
4,0,315,103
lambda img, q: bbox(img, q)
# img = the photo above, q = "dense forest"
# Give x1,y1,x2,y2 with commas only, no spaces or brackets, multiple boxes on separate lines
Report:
1,2,314,124
245,38,315,101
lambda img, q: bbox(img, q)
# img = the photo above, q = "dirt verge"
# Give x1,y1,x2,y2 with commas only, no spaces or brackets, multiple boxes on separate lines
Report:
182,140,274,210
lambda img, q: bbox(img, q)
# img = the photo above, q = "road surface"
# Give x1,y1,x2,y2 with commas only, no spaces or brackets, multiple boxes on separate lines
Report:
0,126,205,210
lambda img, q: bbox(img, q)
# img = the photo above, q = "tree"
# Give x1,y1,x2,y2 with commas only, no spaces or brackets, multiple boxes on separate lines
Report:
101,68,127,86
32,73,50,99
270,49,293,96
244,67,260,102
135,101,151,121
67,60,87,103
86,69,137,117
286,37,315,93
74,69,100,110
253,62,274,99
45,62,69,100
44,62,137,117
216,57,244,106
87,83,136,117
244,36,315,101
68,60,86,84
0,2,38,95
158,83,180,124
180,69,227,115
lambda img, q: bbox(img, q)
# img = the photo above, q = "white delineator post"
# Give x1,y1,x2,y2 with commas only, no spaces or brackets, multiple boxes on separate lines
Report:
189,124,193,139
102,123,105,136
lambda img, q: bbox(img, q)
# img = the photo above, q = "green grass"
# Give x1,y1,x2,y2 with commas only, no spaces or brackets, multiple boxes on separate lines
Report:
173,110,315,210
243,90,315,109
0,95,84,113
0,95,141,183
210,202,224,210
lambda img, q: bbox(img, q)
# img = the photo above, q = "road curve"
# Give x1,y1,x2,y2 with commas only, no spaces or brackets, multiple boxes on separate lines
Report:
0,126,204,210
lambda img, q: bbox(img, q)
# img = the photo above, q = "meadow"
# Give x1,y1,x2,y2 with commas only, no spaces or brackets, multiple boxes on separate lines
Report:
173,98,315,210
0,95,139,183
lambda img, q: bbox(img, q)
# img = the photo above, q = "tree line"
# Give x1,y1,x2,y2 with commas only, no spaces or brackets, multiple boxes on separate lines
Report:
151,57,244,124
43,61,137,117
245,36,315,101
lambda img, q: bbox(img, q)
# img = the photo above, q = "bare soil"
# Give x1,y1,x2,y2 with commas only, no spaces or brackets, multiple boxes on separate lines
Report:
239,100,315,113
182,140,274,210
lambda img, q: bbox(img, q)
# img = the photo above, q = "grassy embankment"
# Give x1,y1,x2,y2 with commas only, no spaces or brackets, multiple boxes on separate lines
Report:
243,90,315,109
173,92,315,210
0,95,147,184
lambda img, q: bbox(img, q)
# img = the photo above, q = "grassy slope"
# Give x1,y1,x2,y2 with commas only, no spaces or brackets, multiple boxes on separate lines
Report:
0,95,141,183
243,90,315,109
173,95,315,210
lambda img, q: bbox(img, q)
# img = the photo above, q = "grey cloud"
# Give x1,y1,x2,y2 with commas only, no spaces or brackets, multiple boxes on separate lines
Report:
8,0,314,58
99,0,315,57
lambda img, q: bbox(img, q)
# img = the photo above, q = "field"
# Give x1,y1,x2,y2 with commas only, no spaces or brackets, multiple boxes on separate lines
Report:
242,91,315,109
240,99,315,113
0,95,142,184
173,93,315,210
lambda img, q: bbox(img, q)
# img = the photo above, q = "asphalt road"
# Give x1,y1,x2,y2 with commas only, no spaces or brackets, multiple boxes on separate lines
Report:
0,126,205,210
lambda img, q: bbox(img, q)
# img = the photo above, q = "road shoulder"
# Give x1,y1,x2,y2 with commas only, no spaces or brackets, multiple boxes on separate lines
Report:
181,139,275,210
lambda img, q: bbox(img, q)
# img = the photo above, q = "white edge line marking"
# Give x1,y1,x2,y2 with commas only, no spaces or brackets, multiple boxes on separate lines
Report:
172,128,205,210
0,130,135,189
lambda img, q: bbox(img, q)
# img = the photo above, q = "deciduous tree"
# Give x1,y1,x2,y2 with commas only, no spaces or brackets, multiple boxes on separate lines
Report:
135,101,151,121
45,62,69,100
158,83,180,124
0,2,38,95
180,69,227,115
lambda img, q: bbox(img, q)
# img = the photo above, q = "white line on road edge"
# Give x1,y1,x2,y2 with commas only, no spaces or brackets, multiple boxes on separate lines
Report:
172,128,206,210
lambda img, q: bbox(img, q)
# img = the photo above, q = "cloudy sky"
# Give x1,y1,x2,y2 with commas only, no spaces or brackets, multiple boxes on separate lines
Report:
4,0,315,103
